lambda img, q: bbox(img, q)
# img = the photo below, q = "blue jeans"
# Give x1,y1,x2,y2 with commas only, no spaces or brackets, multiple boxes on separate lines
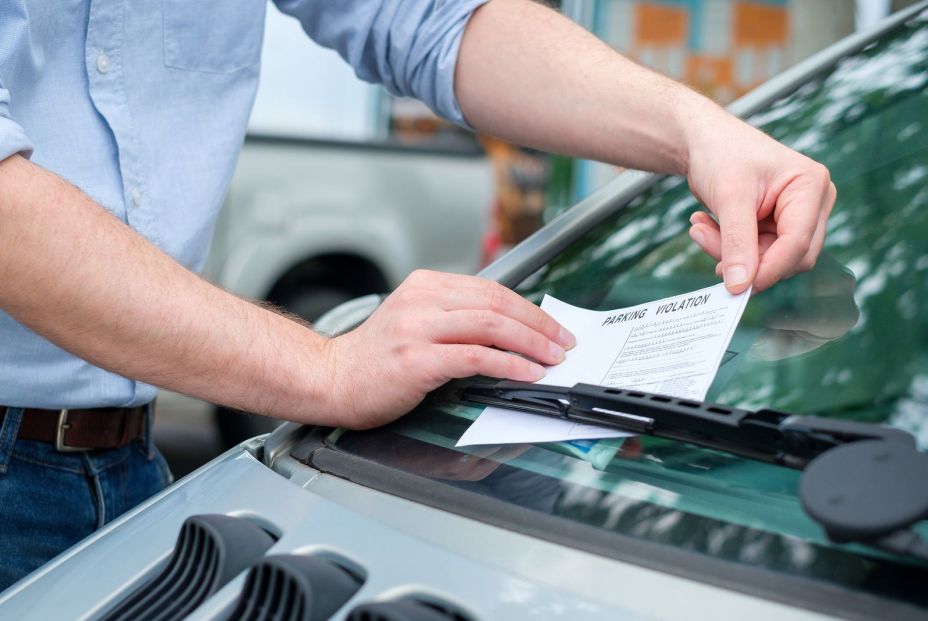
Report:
0,407,172,592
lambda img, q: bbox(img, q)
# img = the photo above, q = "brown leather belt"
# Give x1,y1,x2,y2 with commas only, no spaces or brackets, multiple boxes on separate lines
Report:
0,405,148,452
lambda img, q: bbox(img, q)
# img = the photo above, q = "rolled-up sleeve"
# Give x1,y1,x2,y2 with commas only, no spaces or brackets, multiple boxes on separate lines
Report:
274,0,489,127
0,83,32,160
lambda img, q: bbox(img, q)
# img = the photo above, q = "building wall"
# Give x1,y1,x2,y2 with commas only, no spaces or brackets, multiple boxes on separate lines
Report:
788,0,855,67
581,0,848,105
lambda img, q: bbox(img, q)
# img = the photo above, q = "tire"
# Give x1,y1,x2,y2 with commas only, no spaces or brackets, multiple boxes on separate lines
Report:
215,284,356,448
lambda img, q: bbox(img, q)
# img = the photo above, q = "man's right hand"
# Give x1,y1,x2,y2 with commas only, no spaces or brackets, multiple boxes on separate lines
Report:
320,269,575,430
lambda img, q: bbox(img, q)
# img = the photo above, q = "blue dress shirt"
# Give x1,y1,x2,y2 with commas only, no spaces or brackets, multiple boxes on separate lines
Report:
0,0,486,409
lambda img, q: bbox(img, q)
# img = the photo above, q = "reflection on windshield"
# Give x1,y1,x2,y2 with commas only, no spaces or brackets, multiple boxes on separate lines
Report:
746,254,859,361
333,9,928,612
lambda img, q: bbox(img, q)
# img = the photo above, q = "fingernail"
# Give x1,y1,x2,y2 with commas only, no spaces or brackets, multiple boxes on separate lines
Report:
724,264,749,287
528,363,546,381
558,326,576,349
691,228,705,246
548,341,566,363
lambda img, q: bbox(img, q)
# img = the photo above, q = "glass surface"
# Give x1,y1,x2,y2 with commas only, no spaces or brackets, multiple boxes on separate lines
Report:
330,10,928,608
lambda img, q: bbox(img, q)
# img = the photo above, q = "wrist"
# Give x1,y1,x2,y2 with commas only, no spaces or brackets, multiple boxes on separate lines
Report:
671,89,728,177
245,310,337,425
287,325,341,425
289,328,371,430
312,332,342,424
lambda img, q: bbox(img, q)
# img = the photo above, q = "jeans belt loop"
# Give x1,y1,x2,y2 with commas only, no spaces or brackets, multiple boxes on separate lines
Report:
0,407,25,473
55,409,89,452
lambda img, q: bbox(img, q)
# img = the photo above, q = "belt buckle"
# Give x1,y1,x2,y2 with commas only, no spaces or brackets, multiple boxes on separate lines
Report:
55,410,89,452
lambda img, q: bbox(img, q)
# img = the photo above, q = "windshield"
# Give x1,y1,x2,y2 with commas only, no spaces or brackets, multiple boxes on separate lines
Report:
320,9,928,612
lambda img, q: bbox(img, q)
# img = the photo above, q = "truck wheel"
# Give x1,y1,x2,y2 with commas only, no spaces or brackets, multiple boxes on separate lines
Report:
215,285,356,448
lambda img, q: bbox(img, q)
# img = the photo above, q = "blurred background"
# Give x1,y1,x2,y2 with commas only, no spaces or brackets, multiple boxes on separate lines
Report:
155,0,919,477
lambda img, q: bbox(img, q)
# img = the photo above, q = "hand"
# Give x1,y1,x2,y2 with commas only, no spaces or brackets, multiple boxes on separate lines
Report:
684,108,837,294
321,270,575,429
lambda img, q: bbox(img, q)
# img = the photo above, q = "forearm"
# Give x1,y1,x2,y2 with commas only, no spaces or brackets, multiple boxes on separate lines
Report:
457,0,835,295
456,0,722,175
0,155,330,421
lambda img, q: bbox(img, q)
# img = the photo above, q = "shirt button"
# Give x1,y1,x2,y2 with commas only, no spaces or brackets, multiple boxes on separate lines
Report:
131,188,142,206
96,54,110,74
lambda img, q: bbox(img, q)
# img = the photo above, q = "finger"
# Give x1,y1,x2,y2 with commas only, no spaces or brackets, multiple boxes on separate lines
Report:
690,213,776,262
437,344,546,382
430,310,566,366
754,184,827,292
409,270,523,292
798,182,836,272
694,209,777,238
689,211,718,227
437,286,575,349
759,232,777,255
708,228,777,278
712,189,760,293
398,272,576,348
758,217,778,234
755,237,813,291
404,269,491,289
797,212,828,275
690,223,722,261
407,272,576,348
715,234,779,278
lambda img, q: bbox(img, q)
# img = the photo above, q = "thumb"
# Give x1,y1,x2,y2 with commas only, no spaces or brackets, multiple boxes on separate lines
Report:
714,194,759,294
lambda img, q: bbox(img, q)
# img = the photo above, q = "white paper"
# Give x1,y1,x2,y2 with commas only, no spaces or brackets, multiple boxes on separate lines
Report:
456,283,750,446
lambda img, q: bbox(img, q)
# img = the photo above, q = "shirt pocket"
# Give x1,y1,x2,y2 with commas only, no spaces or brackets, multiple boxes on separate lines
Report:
162,0,266,74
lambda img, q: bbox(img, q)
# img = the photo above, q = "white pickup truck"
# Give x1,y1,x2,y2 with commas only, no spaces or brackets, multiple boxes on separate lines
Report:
206,133,492,321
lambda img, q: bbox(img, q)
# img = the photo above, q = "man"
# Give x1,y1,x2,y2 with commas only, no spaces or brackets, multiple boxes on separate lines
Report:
0,0,834,589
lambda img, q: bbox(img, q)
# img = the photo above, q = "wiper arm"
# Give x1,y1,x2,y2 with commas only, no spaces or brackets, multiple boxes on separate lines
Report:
462,381,911,468
461,381,928,564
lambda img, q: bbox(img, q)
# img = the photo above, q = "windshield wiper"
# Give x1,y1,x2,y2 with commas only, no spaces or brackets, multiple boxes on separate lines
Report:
461,381,928,564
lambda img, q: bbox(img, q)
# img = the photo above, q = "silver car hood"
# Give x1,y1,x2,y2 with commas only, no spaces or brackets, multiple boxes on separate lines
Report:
0,429,834,621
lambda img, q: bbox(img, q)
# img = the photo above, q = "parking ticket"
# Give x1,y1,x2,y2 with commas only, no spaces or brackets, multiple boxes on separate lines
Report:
456,282,751,447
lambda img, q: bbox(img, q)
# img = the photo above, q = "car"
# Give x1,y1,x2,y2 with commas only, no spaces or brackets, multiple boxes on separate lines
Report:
2,3,928,620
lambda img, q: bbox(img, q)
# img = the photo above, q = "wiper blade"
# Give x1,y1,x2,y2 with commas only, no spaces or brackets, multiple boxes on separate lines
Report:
461,380,928,564
462,381,911,468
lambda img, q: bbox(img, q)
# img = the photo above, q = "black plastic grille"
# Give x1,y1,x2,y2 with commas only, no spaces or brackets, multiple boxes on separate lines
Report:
228,554,363,621
101,514,276,621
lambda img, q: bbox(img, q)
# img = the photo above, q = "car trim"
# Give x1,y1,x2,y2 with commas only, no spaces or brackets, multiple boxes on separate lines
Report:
289,428,928,621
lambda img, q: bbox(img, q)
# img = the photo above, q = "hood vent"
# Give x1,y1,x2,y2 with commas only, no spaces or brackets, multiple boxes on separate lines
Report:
101,514,276,621
227,554,364,621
